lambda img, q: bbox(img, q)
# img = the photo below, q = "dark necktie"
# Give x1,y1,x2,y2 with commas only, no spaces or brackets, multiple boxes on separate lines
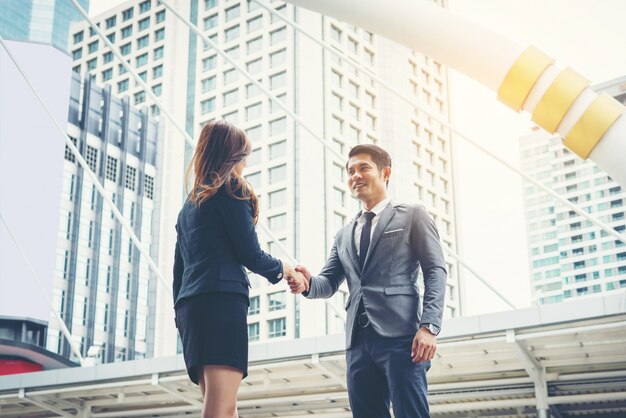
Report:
359,211,376,268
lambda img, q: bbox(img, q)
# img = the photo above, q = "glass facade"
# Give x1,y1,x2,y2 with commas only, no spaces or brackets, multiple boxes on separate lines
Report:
0,0,90,52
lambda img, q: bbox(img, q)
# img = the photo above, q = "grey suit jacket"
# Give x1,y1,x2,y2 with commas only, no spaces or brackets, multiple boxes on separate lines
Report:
305,201,447,349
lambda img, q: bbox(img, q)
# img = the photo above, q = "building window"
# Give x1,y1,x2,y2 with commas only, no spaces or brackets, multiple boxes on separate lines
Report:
153,64,163,78
268,213,287,231
65,136,78,162
201,76,215,92
246,102,262,120
86,58,97,71
269,141,286,159
246,125,262,143
139,0,151,13
103,51,113,64
268,291,286,311
268,317,286,338
270,27,286,45
85,145,98,171
224,25,240,43
204,14,218,30
144,175,154,199
106,32,116,43
224,68,238,84
118,79,129,92
269,117,286,136
125,165,137,191
136,53,148,67
203,55,217,72
66,211,72,239
334,212,345,230
225,4,240,21
334,188,345,207
330,24,342,43
270,71,287,90
156,10,165,23
105,15,117,29
85,257,91,283
201,98,215,114
152,83,162,96
269,164,287,184
73,31,84,44
122,7,134,21
269,189,286,208
205,0,217,9
248,323,260,341
223,89,239,106
137,34,149,49
61,250,70,279
249,296,260,315
270,49,286,67
247,36,262,54
138,16,150,31
271,5,286,23
72,48,82,60
106,156,118,182
246,58,262,74
88,40,98,53
155,27,165,41
247,16,263,33
134,91,146,104
120,42,131,55
108,230,114,256
121,25,133,38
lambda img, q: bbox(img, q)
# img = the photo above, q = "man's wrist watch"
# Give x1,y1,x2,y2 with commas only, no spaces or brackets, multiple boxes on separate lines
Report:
420,323,440,336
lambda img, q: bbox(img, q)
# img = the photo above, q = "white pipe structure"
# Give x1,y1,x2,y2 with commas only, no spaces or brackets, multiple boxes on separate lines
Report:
283,0,626,188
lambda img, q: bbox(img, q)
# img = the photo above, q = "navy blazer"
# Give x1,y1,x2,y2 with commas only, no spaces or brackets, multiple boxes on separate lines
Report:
172,186,282,308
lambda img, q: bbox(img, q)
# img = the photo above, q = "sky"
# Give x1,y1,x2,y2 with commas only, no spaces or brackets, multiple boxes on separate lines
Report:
88,0,626,316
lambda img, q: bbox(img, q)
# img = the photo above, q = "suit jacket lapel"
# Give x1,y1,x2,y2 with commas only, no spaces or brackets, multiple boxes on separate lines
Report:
362,201,396,270
347,211,361,274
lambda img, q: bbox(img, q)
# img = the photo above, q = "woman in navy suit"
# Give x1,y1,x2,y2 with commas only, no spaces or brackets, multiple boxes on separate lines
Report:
173,120,307,418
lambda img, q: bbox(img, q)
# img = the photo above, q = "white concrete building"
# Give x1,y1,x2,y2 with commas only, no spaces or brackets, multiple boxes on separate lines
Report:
70,0,460,357
520,76,626,305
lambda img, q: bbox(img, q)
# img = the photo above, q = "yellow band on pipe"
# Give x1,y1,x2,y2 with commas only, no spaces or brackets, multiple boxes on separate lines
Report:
498,47,553,112
532,68,589,133
564,93,624,159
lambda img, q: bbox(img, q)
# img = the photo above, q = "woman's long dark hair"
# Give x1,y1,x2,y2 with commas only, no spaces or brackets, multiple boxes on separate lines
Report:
185,120,259,223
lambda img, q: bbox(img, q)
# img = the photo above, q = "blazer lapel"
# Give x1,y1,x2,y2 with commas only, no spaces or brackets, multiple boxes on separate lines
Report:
362,201,396,270
347,211,361,274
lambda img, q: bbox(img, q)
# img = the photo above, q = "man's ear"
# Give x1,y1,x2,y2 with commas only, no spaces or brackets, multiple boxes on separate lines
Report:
383,166,392,182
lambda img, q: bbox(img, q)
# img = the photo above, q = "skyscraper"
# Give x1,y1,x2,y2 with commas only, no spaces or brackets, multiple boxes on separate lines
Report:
0,0,90,52
520,76,626,305
69,0,460,357
47,71,163,363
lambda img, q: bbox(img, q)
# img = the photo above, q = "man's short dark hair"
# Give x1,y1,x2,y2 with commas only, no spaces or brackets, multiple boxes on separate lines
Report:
346,144,392,171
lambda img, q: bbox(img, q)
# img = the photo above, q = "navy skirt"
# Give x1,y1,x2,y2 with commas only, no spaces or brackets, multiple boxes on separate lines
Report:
175,292,249,384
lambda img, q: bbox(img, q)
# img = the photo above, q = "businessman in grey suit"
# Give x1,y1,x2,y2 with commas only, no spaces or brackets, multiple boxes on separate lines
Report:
290,144,446,417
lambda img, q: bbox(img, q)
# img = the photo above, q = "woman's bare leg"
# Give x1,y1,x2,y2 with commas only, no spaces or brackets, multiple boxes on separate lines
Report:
199,365,242,418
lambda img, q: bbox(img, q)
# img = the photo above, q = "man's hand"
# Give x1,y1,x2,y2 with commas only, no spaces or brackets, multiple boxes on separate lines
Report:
282,262,309,294
411,327,437,363
287,265,311,294
286,271,308,294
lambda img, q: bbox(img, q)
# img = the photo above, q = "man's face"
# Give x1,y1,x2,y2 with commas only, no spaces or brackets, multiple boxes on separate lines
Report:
346,153,390,204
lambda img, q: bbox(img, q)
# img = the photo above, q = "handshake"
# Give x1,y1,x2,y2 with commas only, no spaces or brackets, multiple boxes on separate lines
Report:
282,263,311,294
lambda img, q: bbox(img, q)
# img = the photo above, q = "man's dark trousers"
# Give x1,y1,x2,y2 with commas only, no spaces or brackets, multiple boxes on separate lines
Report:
346,321,431,418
